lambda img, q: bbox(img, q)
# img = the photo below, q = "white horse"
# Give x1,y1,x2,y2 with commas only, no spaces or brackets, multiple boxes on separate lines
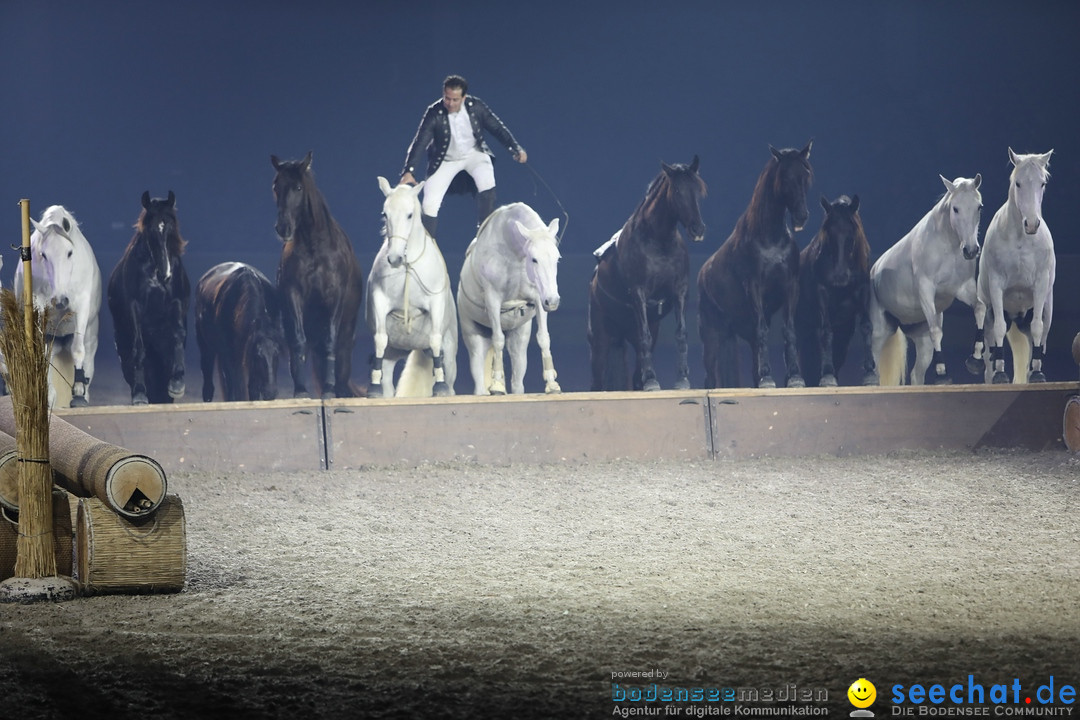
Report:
457,202,561,395
366,178,457,397
13,205,102,407
975,148,1055,383
869,174,983,385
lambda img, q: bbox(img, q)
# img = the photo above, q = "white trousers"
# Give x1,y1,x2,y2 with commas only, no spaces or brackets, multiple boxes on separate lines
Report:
421,150,495,216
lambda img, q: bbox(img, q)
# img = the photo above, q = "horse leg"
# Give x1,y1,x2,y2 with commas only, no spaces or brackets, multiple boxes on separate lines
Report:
333,301,360,399
672,289,690,390
815,286,836,387
747,287,774,388
505,323,530,394
197,323,216,402
535,307,560,394
782,281,805,389
985,279,1010,384
484,291,507,395
856,284,877,385
916,278,949,384
587,284,608,391
68,315,92,406
966,291,988,377
909,328,935,386
631,289,660,391
283,288,309,397
126,300,149,405
368,311,389,399
1028,277,1053,383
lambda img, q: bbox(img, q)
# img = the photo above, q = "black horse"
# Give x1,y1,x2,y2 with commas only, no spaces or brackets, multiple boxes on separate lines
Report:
195,262,284,402
272,152,364,398
698,142,813,388
587,156,706,391
795,195,875,387
107,191,191,405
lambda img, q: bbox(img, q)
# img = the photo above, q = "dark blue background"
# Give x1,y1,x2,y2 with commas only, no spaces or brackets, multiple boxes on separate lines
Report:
3,0,1078,397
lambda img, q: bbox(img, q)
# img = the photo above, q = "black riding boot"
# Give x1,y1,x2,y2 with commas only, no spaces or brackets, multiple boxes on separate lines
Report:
421,213,438,239
477,189,497,229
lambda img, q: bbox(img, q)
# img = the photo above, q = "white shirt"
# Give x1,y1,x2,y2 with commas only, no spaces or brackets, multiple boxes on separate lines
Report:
445,107,475,161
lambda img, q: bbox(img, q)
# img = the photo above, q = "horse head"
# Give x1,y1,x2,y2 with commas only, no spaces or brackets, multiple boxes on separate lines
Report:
271,151,313,243
247,330,283,401
28,205,80,305
939,174,983,260
815,194,865,287
514,217,562,312
378,176,425,268
139,190,179,283
660,155,707,242
1008,147,1052,236
769,140,814,232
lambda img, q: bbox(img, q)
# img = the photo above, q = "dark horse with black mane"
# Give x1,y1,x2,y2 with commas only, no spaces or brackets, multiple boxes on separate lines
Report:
698,141,813,388
795,194,876,387
195,262,285,402
587,156,706,391
272,152,364,398
107,190,191,405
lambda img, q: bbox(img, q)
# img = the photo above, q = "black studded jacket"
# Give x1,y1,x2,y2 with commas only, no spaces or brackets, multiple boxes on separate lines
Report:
402,95,523,183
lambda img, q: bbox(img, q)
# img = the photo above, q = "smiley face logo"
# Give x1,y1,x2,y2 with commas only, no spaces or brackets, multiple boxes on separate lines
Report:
848,678,876,708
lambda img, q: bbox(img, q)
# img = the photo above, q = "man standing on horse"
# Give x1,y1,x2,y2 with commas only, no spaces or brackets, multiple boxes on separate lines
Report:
400,74,527,241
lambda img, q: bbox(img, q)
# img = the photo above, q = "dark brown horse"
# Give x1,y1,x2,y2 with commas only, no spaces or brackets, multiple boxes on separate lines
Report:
107,191,191,405
195,262,284,402
587,157,706,391
698,142,813,388
795,194,875,387
272,152,364,398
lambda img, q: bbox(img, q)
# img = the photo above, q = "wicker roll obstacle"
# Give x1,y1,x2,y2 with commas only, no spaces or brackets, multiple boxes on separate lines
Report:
0,396,168,518
75,494,186,594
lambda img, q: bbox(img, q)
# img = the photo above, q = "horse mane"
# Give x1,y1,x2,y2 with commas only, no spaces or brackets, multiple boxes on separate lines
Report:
135,208,187,256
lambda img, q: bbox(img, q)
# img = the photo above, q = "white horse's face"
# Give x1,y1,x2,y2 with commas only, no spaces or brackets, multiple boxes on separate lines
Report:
941,174,983,260
1009,148,1052,235
29,206,83,304
378,176,425,269
515,219,561,312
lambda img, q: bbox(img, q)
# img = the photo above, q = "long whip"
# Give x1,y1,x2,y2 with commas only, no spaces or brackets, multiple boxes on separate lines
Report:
521,161,569,244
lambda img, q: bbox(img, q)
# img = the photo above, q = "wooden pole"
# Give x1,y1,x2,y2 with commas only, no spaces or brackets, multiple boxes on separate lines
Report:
20,200,32,341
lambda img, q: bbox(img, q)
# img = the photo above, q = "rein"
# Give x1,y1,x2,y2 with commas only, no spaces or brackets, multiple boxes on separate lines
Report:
384,229,448,333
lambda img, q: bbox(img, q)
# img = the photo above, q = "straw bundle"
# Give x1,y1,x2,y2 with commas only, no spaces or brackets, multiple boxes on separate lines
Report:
0,288,55,578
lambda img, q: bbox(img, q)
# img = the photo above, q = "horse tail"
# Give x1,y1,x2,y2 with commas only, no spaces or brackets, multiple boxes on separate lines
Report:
877,328,907,386
396,350,434,397
1007,322,1031,384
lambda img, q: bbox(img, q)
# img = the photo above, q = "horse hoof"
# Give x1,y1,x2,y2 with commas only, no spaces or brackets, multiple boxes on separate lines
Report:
366,386,383,399
321,391,335,400
862,373,879,386
758,377,776,389
992,371,1010,384
545,381,562,394
787,376,806,389
69,395,88,408
168,379,185,399
933,375,953,385
132,393,149,406
433,382,450,397
489,383,506,395
673,378,691,391
294,391,312,399
965,356,986,375
819,374,838,388
643,378,661,392
1029,371,1047,383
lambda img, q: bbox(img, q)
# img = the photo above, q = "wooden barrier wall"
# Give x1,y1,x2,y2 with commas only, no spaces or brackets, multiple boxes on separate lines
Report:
53,383,1078,472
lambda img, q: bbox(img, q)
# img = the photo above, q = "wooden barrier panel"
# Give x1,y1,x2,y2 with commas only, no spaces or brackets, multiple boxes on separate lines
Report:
707,382,1078,458
55,399,326,473
324,391,712,467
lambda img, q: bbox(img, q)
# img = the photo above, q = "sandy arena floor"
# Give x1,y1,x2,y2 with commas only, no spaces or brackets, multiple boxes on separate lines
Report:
1,449,1078,719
